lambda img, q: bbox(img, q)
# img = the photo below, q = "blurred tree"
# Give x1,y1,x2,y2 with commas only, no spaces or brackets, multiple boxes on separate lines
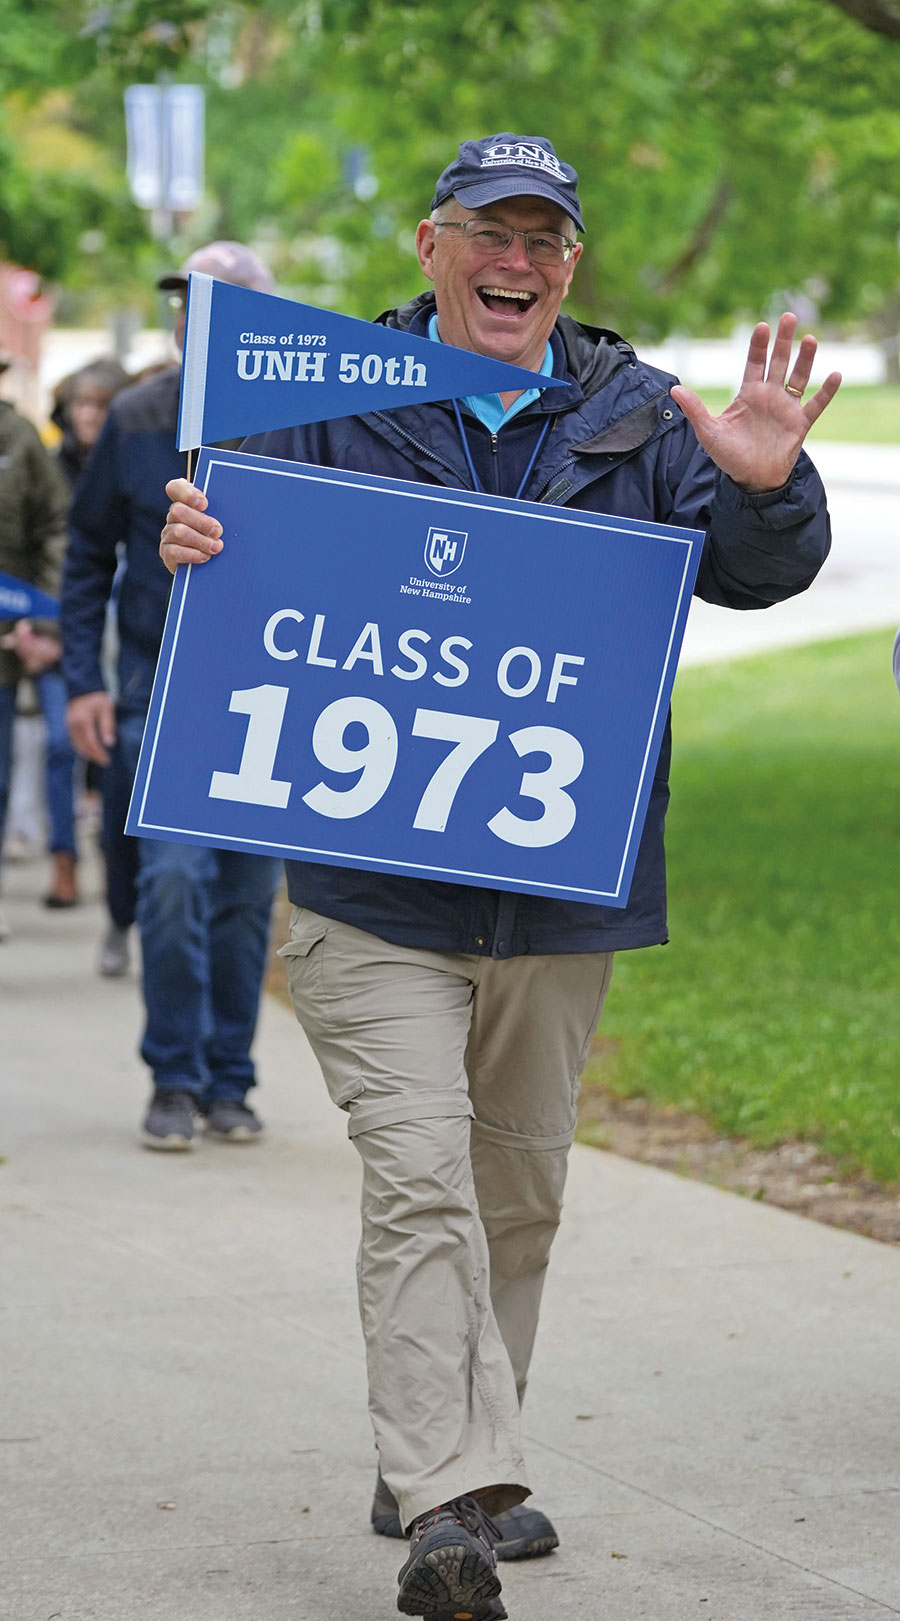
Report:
297,0,900,338
0,0,897,343
0,1,149,301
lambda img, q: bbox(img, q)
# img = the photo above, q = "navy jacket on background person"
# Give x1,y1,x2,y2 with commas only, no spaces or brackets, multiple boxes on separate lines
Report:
62,366,183,714
244,294,832,960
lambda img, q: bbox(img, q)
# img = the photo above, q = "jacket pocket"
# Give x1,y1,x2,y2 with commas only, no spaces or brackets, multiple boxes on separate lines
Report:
277,905,329,960
278,909,363,1110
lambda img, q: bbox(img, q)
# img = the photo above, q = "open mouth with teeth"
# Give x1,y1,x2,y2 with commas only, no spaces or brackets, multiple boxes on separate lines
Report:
477,286,538,316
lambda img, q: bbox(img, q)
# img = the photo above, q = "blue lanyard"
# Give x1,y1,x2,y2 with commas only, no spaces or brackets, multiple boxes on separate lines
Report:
451,399,553,501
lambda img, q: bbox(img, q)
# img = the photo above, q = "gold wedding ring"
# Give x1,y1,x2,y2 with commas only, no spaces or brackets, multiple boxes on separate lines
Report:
784,383,804,398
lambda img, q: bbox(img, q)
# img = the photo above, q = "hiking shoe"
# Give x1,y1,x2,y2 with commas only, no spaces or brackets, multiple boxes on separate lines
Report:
98,923,130,977
397,1495,501,1619
372,1470,407,1538
490,1502,559,1561
141,1089,198,1151
374,1473,558,1562
203,1099,264,1142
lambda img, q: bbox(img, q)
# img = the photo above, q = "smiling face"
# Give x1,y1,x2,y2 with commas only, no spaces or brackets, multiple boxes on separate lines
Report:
416,194,581,374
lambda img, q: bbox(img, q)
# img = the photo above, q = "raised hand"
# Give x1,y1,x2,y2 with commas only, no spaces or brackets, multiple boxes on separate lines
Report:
670,313,842,493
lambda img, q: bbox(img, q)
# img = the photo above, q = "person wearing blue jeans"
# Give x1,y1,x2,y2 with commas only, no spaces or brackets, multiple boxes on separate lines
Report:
53,357,134,972
33,672,78,867
0,372,74,935
60,241,282,1147
97,734,139,967
0,670,79,918
116,710,280,1134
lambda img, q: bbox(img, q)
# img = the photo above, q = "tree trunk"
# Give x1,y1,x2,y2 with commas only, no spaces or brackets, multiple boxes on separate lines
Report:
823,0,900,42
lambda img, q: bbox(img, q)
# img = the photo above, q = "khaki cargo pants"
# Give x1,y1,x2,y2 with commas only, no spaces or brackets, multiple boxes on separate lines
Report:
280,907,613,1530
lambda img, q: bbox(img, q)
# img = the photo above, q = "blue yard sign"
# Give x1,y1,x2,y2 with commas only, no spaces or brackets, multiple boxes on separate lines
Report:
127,448,703,907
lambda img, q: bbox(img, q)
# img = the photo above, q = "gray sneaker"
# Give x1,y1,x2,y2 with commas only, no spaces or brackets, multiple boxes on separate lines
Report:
141,1089,198,1151
98,922,130,976
397,1495,502,1619
203,1099,264,1142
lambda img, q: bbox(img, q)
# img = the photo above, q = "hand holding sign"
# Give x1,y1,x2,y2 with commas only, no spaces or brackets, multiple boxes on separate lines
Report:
161,478,223,570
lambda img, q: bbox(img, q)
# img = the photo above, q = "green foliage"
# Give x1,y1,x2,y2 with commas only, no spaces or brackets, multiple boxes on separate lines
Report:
581,633,900,1183
301,0,900,336
0,0,92,90
0,129,145,284
0,0,898,333
689,385,900,443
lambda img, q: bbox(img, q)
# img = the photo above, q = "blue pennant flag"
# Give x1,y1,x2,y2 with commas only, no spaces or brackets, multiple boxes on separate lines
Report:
0,571,59,620
177,275,566,450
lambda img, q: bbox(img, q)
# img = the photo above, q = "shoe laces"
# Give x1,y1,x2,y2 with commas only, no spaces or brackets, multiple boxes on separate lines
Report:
411,1495,500,1548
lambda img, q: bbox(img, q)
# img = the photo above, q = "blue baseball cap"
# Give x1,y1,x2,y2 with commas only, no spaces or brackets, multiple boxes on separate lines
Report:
431,134,584,233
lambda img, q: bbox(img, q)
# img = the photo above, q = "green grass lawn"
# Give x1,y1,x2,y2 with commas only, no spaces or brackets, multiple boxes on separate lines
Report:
684,384,900,443
580,631,900,1184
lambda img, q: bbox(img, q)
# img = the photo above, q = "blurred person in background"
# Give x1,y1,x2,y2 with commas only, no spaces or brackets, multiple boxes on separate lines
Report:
2,682,45,863
0,350,77,938
61,243,281,1150
53,357,135,975
53,358,130,486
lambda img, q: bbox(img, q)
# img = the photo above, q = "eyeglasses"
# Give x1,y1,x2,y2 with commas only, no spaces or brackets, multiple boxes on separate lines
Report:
434,219,576,264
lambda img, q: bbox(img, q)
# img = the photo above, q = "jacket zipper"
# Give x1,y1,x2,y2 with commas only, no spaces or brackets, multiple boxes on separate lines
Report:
371,412,465,483
375,406,573,506
534,457,576,502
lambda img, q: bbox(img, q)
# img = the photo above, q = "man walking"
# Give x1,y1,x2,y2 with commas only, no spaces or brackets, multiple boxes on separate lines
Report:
161,138,838,1616
63,242,281,1150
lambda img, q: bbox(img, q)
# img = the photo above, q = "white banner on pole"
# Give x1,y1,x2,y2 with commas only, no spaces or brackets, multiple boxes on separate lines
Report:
124,84,205,214
124,85,164,210
166,85,205,211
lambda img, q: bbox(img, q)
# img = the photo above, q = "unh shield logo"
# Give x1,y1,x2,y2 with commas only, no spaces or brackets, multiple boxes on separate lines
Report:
425,526,468,577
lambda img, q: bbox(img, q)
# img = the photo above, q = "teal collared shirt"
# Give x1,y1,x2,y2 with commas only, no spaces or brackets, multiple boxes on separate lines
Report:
426,314,553,432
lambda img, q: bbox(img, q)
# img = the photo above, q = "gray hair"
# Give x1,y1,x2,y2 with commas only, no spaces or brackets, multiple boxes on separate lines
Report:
430,198,464,224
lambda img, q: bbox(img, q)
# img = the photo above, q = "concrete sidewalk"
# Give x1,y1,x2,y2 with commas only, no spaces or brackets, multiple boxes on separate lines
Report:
4,846,900,1621
681,440,900,667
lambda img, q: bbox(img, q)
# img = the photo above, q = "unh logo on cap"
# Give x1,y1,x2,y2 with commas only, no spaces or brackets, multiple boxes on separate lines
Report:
481,142,567,180
425,526,468,576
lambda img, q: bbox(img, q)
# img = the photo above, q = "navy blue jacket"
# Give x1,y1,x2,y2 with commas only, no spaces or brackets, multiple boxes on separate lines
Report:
62,366,184,713
247,296,830,957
